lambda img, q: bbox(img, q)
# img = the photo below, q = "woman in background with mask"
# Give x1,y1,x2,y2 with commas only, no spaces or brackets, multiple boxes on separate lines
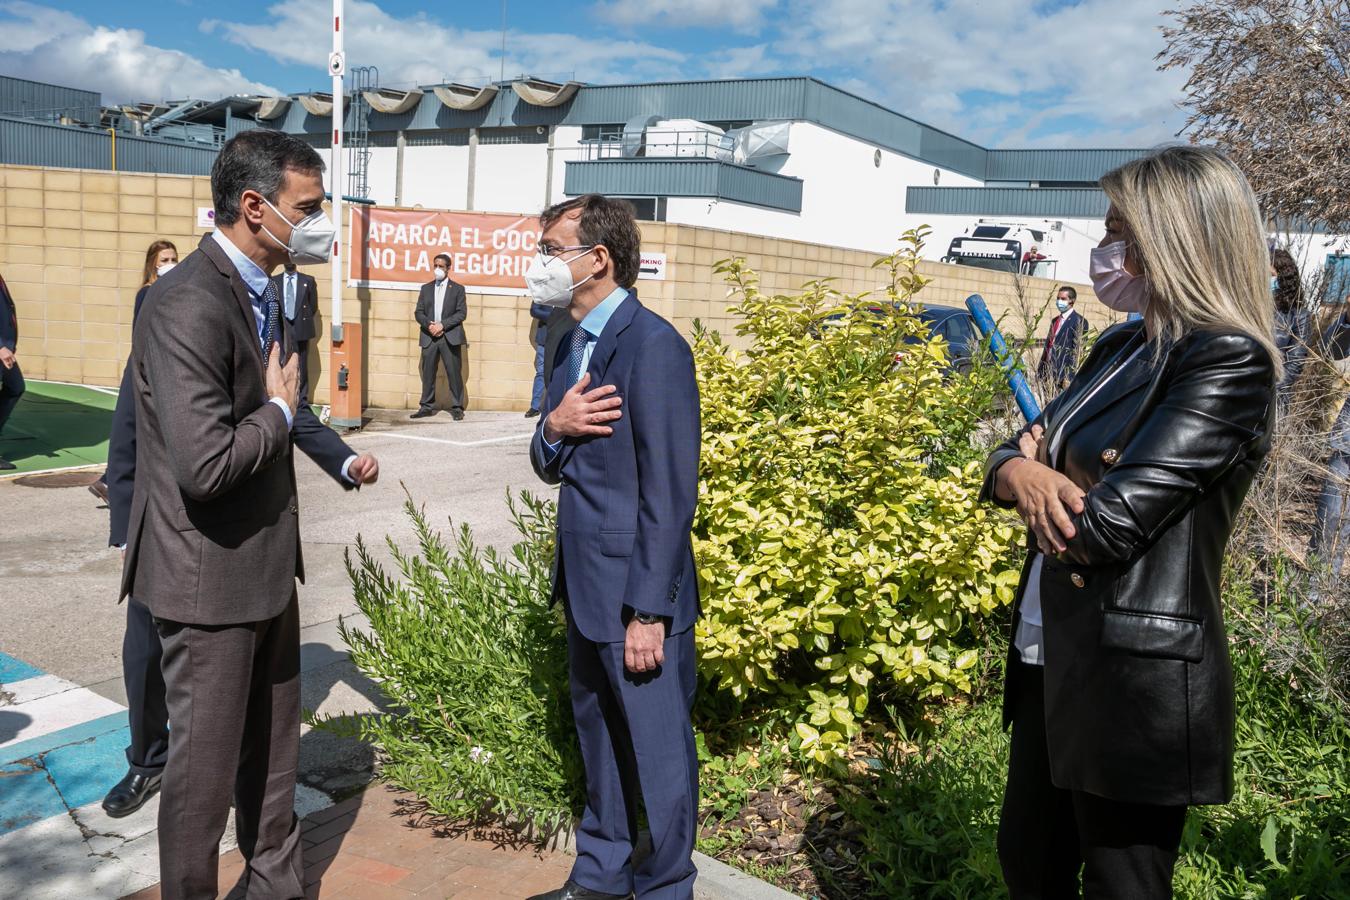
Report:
981,146,1278,899
89,240,178,505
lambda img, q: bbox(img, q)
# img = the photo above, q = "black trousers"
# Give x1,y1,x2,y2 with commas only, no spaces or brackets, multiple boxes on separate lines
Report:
155,595,305,900
999,661,1187,900
0,360,23,437
124,598,169,777
418,339,465,413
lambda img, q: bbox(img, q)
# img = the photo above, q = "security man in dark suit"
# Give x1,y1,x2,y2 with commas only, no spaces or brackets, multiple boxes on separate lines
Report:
275,263,317,346
0,269,23,471
1037,285,1088,390
122,130,379,897
528,195,702,900
411,253,468,420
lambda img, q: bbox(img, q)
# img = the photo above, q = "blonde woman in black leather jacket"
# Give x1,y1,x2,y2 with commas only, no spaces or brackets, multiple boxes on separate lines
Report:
983,146,1279,899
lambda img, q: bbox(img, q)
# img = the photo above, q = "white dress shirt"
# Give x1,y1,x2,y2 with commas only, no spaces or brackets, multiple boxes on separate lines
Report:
433,278,449,322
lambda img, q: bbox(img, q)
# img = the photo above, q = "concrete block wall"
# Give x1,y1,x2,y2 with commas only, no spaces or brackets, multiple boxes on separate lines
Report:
1,164,1114,412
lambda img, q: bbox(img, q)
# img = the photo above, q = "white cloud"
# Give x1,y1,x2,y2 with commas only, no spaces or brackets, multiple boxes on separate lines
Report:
703,45,774,80
775,0,1188,147
0,1,278,105
592,0,780,34
202,0,687,91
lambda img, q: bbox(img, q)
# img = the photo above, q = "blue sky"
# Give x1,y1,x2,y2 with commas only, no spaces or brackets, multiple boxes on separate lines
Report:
0,0,1189,148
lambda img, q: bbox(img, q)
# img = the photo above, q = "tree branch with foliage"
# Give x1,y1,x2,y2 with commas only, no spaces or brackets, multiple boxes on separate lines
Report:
1158,0,1350,230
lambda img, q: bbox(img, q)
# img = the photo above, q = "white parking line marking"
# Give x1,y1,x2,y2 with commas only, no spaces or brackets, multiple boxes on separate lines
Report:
345,431,534,448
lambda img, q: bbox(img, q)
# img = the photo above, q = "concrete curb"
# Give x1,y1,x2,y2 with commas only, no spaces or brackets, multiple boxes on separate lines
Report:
691,850,803,900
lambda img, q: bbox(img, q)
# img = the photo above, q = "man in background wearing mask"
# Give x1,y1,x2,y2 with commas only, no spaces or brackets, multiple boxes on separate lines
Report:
122,129,362,898
411,253,469,420
1036,286,1086,391
526,195,702,900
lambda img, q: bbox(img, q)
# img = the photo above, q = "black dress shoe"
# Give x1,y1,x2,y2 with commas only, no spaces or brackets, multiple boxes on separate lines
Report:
525,408,541,418
410,409,436,419
0,458,14,471
526,880,632,900
451,409,465,421
102,770,162,818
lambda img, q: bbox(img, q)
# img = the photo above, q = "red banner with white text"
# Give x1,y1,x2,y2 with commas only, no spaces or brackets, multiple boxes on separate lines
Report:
349,207,541,292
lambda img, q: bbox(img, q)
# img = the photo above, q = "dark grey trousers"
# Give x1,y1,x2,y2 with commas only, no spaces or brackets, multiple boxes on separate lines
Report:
418,339,465,413
155,594,305,900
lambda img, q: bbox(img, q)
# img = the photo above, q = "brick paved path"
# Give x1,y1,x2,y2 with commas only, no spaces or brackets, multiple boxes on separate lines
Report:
122,784,574,899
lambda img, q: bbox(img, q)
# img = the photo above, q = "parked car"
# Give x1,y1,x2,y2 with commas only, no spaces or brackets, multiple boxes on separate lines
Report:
820,303,981,375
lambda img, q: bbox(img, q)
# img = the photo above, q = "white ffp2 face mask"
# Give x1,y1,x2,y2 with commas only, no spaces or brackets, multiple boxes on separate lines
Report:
156,263,176,277
525,248,597,308
261,198,335,266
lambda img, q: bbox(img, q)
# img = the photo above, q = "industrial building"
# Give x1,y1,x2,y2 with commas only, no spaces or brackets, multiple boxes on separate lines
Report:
1,73,1343,284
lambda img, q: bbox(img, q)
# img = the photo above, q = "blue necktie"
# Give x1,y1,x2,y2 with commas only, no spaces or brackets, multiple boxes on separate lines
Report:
567,326,589,387
260,279,281,363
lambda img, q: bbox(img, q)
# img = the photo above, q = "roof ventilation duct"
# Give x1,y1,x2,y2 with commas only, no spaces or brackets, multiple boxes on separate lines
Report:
725,121,791,167
511,78,581,108
255,97,291,120
362,88,422,115
621,114,662,157
432,83,498,111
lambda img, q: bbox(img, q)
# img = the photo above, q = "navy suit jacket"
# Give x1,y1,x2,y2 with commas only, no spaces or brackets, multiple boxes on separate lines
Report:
1037,310,1088,385
108,277,355,547
0,273,17,352
271,271,318,344
530,291,701,643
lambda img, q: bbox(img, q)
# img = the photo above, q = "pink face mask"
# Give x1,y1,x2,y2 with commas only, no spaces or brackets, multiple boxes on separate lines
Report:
1089,241,1149,314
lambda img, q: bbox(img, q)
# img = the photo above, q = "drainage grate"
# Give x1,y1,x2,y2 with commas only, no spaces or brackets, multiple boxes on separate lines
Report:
13,471,103,489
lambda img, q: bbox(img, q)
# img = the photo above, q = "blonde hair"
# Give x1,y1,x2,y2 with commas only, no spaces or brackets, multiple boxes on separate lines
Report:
1100,145,1280,378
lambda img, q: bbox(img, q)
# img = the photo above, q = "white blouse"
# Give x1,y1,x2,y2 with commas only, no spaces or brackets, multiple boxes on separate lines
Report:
1014,345,1145,666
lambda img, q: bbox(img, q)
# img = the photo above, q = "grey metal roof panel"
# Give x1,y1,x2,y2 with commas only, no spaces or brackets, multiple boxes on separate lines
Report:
985,149,1149,182
257,77,1147,184
564,159,803,212
906,186,1110,218
0,76,100,119
0,116,217,175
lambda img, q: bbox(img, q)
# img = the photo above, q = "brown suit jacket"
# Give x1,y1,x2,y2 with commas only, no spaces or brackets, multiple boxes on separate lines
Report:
120,234,303,625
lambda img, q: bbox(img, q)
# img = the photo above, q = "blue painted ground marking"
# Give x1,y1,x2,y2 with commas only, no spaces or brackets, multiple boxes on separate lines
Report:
0,652,44,685
1,648,132,837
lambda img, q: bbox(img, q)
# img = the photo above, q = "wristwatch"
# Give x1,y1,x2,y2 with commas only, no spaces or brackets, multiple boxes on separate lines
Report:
633,612,665,625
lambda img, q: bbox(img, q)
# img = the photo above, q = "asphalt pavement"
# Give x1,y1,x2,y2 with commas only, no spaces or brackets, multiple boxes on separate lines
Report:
0,409,552,898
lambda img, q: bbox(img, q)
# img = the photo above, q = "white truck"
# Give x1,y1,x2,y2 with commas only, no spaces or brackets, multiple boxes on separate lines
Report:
941,220,1061,278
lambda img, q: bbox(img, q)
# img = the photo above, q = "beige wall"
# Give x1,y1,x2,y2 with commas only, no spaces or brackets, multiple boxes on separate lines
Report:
1,164,1112,411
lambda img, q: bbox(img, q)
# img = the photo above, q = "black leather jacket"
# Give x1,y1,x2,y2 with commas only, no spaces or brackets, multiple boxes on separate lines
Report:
982,321,1275,806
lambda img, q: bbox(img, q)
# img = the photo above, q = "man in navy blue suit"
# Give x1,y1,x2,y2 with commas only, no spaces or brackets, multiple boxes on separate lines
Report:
527,195,701,900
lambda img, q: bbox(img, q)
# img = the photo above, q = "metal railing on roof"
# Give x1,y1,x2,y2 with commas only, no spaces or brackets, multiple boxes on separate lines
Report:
0,103,229,147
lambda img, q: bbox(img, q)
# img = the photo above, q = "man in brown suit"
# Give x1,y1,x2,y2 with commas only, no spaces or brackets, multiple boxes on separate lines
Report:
121,129,348,899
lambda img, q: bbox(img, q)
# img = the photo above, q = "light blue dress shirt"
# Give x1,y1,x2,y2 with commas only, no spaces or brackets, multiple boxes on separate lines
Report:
209,232,293,431
543,287,629,457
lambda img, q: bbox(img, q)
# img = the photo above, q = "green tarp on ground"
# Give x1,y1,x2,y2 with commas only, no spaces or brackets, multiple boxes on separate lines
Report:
0,381,115,475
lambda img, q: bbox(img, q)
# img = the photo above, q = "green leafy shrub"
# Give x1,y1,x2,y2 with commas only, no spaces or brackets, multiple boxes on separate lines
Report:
691,229,1022,763
313,491,584,834
836,580,1350,899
